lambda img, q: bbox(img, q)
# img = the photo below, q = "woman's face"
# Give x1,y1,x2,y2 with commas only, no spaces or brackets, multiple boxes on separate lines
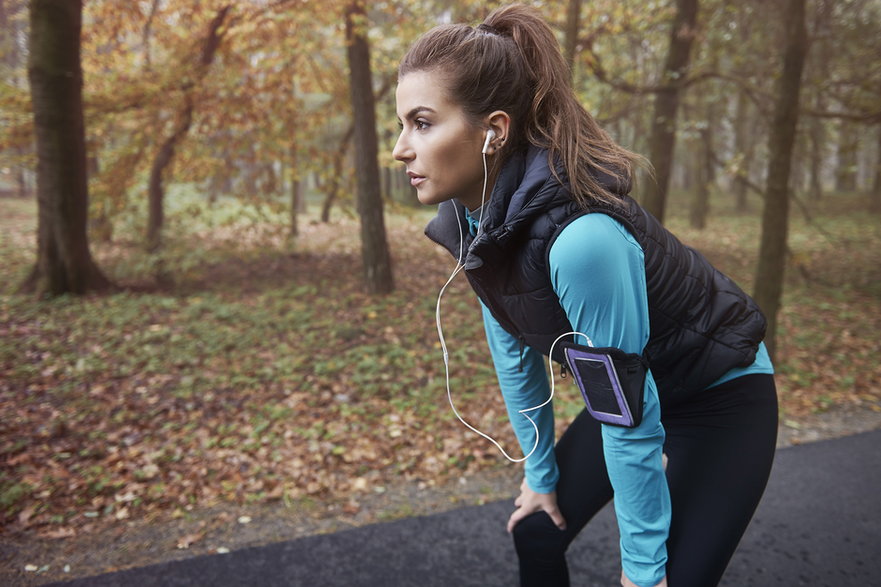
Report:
393,70,487,210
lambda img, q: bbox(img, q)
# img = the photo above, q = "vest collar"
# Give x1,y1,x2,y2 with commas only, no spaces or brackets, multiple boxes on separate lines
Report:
424,146,568,271
465,146,569,269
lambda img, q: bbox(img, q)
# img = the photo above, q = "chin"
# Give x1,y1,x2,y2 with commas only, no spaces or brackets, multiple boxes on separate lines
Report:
417,190,450,207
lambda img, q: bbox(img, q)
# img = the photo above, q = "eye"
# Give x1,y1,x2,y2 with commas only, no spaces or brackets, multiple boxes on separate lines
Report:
414,118,431,131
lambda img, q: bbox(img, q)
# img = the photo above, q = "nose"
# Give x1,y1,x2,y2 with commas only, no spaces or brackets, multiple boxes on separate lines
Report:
392,131,412,163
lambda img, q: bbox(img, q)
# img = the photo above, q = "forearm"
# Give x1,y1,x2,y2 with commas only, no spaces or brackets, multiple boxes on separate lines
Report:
481,302,558,492
603,379,669,586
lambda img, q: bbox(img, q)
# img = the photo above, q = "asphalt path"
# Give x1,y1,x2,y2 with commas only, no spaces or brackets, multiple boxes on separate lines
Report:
51,429,881,586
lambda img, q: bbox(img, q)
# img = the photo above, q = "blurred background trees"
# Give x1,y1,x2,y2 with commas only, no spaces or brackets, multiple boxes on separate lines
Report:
2,0,880,339
2,0,880,539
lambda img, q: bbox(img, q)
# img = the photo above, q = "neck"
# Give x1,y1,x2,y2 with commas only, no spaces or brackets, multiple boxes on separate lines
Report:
460,157,502,212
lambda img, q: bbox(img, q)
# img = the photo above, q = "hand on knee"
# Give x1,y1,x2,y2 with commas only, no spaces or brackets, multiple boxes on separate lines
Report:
507,478,567,533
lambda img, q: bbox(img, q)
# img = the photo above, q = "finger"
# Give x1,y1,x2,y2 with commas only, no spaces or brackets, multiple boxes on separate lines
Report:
547,507,567,531
507,507,527,534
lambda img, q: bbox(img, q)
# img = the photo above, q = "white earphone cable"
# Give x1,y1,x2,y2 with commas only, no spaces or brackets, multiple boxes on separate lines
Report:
435,141,594,462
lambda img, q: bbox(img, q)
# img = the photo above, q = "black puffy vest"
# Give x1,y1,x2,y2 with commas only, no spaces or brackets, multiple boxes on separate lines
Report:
425,146,766,401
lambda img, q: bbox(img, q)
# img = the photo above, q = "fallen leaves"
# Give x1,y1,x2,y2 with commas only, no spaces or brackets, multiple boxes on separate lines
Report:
38,527,77,539
2,208,880,543
0,220,509,538
176,523,207,550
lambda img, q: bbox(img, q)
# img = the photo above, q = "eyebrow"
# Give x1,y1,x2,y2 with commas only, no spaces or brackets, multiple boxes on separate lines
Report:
398,106,436,122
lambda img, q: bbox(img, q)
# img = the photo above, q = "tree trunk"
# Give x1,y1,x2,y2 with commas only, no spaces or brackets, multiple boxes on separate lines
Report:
834,120,858,193
320,146,346,223
871,125,881,213
807,116,825,201
146,118,186,251
287,76,303,237
15,148,30,197
730,12,758,214
753,0,808,358
92,205,114,243
791,124,807,195
289,142,301,237
21,0,111,297
145,5,230,251
807,0,831,202
0,2,10,68
320,123,355,223
564,0,582,82
345,1,394,295
641,0,699,223
690,105,714,230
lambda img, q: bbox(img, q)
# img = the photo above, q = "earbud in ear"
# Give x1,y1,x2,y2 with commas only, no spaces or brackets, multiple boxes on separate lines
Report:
482,129,496,155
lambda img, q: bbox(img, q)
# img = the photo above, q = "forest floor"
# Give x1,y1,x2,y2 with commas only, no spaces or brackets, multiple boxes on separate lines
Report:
2,194,880,585
3,404,881,586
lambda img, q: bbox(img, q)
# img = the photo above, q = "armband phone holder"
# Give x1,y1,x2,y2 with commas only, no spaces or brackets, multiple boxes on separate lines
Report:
560,342,648,428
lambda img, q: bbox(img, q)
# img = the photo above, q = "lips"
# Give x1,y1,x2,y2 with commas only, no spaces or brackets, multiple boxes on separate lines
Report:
407,171,426,187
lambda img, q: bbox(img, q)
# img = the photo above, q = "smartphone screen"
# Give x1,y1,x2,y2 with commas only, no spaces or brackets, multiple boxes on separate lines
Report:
572,357,623,416
562,343,642,428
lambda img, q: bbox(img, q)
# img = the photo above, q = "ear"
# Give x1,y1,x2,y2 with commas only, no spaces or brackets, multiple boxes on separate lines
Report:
484,110,511,155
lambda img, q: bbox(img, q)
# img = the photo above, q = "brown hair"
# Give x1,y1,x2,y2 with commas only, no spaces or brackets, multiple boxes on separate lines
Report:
399,3,638,208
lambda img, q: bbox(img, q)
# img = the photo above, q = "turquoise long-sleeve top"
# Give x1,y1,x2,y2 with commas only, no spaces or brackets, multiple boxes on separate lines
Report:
470,210,773,587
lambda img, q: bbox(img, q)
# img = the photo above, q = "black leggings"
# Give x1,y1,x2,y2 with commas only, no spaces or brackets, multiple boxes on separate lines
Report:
512,374,778,587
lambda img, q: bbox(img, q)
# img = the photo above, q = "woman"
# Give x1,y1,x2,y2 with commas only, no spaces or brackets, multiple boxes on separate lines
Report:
392,5,777,587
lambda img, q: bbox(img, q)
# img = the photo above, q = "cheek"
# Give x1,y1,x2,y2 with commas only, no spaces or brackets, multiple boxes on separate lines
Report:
435,138,478,177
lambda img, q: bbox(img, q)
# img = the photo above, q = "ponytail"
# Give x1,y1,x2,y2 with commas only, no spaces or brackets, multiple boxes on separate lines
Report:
400,3,638,208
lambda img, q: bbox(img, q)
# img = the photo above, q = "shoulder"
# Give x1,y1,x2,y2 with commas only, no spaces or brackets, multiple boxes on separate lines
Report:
550,213,643,269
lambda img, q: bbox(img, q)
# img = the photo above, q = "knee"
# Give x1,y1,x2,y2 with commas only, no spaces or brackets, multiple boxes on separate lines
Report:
512,512,568,561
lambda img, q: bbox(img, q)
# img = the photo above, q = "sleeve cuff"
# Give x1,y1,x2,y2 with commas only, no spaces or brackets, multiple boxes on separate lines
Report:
525,472,558,494
622,561,666,587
